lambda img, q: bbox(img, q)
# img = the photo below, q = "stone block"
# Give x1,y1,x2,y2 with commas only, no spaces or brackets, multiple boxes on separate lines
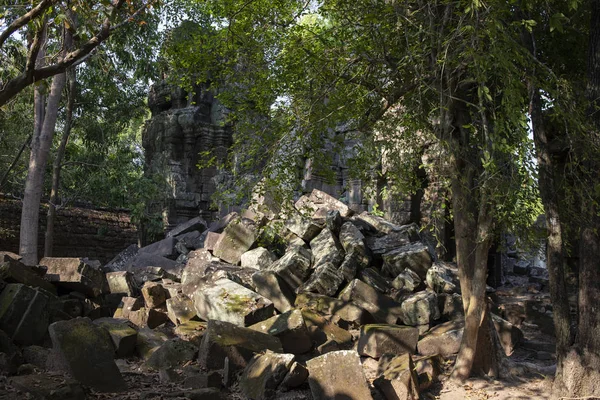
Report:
301,309,353,347
9,374,85,400
392,269,422,292
280,361,309,390
365,224,420,255
310,228,345,268
106,271,136,296
241,247,276,270
139,236,178,259
213,217,257,265
204,232,222,251
0,283,52,345
174,320,207,345
93,317,138,358
426,262,459,294
166,294,198,325
339,279,403,325
285,212,322,242
374,353,419,400
417,320,463,357
144,338,198,370
300,262,344,296
492,314,524,356
136,327,169,360
198,320,283,374
248,309,312,354
325,209,342,234
103,244,139,273
240,350,295,400
268,246,312,291
296,291,374,329
304,189,353,218
40,257,108,297
400,291,440,326
176,230,206,251
128,307,169,329
413,354,443,391
252,271,296,313
128,253,179,274
116,296,143,319
306,350,372,400
357,324,419,359
356,211,403,234
339,222,370,265
48,317,126,392
167,216,207,237
192,278,274,326
141,281,168,308
382,243,432,279
0,260,56,294
438,293,464,321
359,268,392,293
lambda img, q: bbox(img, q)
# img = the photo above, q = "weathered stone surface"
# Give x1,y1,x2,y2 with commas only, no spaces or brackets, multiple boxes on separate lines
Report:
492,314,524,356
252,271,296,313
525,298,555,336
104,244,139,273
280,361,309,390
198,320,283,374
141,281,168,308
299,189,353,218
374,353,419,400
414,354,443,391
0,260,56,294
0,328,22,375
167,216,207,237
204,232,222,251
48,317,126,392
128,307,169,329
173,320,207,345
310,228,345,268
339,251,361,282
339,222,370,266
213,217,257,265
240,350,295,400
400,291,440,326
9,374,86,400
301,310,353,347
0,283,52,345
357,212,402,234
392,269,422,292
40,257,107,297
268,246,312,291
106,271,136,296
166,294,197,325
357,324,419,359
306,350,372,400
139,236,179,260
144,339,198,370
338,279,402,325
249,309,312,355
116,296,143,319
136,327,169,360
285,212,322,242
417,320,463,357
296,291,373,329
438,293,464,321
0,251,21,262
325,209,342,234
241,247,276,270
381,243,432,280
193,278,274,326
177,230,206,250
182,259,255,296
359,268,392,293
365,224,420,255
93,317,138,358
22,345,50,369
425,262,459,294
300,262,343,296
128,253,179,273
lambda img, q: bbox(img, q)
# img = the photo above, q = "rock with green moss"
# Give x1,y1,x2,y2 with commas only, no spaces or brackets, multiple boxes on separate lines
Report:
296,291,373,329
400,291,440,326
248,309,312,354
9,374,86,400
357,324,418,359
93,317,138,358
166,294,198,325
213,217,258,265
0,260,56,294
417,320,463,357
310,229,345,268
0,283,52,345
143,338,198,370
106,271,136,296
240,350,295,400
268,246,312,291
284,212,322,242
374,353,420,400
198,320,283,376
193,278,274,327
381,243,432,280
306,350,372,400
136,327,169,360
300,262,344,297
48,317,126,392
173,320,206,345
251,271,296,313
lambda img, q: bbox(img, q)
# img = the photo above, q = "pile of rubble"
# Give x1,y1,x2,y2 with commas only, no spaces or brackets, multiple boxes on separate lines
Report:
0,189,525,400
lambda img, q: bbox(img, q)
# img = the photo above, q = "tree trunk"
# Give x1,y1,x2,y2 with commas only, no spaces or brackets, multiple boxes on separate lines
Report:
44,23,75,258
19,69,67,265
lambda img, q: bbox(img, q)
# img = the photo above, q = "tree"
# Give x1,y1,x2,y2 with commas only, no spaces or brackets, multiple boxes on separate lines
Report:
161,0,543,380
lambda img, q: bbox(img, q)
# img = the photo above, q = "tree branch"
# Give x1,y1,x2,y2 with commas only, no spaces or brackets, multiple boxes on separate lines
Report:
0,0,58,49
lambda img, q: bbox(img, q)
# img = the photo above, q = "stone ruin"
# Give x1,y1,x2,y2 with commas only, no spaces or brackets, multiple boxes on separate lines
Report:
0,188,556,399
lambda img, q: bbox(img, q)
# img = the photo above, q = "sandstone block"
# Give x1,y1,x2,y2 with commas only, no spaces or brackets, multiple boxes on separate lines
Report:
392,268,422,292
193,278,274,326
213,217,257,265
359,268,392,293
48,317,126,392
249,309,312,354
93,317,138,358
310,228,345,268
0,260,56,294
0,283,52,345
141,281,168,308
425,262,459,294
300,261,344,296
280,361,309,390
306,350,372,400
296,291,373,329
417,320,463,357
339,279,403,325
106,271,136,296
166,294,197,325
268,246,312,291
285,212,322,242
40,257,107,297
400,291,440,326
138,236,178,259
374,353,419,400
252,271,296,314
136,327,169,360
144,338,198,370
381,243,432,279
357,324,419,359
240,350,295,400
241,247,276,270
167,216,207,237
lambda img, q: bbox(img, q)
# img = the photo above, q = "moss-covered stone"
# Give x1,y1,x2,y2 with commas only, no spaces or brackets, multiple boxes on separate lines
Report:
249,309,312,354
357,324,419,359
239,351,295,400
